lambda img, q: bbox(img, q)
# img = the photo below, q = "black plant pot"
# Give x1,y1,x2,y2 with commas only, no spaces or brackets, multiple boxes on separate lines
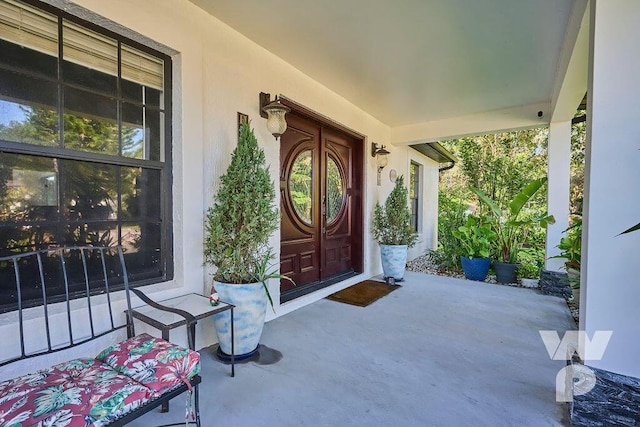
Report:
494,261,519,284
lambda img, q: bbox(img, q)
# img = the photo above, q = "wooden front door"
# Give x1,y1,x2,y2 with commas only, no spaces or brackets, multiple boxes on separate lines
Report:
279,113,362,301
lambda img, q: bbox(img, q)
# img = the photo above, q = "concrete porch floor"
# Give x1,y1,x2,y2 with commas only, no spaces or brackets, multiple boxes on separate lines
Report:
130,271,574,426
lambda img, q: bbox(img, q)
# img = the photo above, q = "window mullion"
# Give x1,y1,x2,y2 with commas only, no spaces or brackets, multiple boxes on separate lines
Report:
56,157,64,247
0,141,164,169
117,40,122,156
57,14,63,150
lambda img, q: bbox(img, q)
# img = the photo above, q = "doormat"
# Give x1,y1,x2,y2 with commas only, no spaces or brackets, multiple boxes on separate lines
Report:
326,280,401,307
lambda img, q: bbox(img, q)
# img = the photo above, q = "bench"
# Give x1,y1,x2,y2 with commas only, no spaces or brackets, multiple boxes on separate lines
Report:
0,246,203,426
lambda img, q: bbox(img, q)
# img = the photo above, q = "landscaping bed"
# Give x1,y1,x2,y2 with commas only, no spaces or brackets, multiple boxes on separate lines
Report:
406,254,530,288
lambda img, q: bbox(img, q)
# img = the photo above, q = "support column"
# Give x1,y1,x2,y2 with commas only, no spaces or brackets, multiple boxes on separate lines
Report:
583,0,640,378
545,121,572,271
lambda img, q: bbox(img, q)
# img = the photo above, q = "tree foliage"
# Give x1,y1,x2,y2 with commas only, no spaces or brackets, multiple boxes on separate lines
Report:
570,112,586,214
204,123,278,284
371,175,418,247
428,191,466,272
443,129,549,210
433,128,559,274
440,129,550,254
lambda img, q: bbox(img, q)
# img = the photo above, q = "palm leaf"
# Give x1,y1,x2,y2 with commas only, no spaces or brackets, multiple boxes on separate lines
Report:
619,221,640,235
537,214,556,227
470,187,502,217
509,177,547,218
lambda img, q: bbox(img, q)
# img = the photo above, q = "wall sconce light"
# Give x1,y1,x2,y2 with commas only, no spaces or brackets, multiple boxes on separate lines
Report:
260,92,291,140
371,142,390,186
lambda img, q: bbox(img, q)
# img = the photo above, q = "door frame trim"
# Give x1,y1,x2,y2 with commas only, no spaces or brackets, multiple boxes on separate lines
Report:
278,97,365,300
280,96,366,140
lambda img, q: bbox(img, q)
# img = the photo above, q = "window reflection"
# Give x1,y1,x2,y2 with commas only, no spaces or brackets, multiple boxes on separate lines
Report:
61,160,116,222
0,69,59,147
64,223,118,247
122,102,144,159
0,154,58,222
0,100,58,147
145,109,163,161
121,168,161,220
326,156,344,224
63,87,118,155
289,150,313,224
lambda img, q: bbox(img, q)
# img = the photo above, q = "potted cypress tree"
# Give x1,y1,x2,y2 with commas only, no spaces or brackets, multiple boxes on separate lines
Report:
371,175,418,281
204,122,287,359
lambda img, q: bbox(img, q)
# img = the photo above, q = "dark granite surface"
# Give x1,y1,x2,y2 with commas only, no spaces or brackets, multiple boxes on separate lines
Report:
572,364,640,426
540,269,572,298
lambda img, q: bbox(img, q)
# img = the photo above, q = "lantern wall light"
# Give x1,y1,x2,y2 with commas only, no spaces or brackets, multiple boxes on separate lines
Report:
371,142,390,186
260,92,290,140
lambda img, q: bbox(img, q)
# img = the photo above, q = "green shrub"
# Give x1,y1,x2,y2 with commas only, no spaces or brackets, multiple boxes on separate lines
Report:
371,176,418,247
430,193,466,271
426,249,458,272
517,246,545,279
204,123,278,284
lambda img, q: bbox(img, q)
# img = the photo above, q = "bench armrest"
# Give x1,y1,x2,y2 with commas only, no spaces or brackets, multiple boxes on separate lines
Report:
127,288,198,350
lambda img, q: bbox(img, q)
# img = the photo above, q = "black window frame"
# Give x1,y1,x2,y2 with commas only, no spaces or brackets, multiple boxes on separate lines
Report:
409,161,420,233
0,0,173,313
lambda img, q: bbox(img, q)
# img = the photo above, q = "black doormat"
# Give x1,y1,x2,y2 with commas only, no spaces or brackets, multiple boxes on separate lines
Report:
326,280,401,307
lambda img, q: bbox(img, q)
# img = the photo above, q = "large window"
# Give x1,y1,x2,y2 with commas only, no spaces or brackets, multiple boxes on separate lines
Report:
409,162,420,232
0,0,172,311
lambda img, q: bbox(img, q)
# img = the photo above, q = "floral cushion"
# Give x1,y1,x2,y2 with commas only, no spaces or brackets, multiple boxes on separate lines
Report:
0,358,152,427
96,333,201,397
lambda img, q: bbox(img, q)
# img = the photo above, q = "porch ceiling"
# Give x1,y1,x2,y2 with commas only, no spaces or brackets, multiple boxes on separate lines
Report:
190,0,579,132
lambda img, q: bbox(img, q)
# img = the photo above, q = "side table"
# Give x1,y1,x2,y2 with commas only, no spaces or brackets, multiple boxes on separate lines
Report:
129,292,235,377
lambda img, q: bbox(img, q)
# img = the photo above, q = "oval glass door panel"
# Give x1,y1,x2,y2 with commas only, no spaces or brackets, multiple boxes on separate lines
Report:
326,156,344,224
289,150,313,224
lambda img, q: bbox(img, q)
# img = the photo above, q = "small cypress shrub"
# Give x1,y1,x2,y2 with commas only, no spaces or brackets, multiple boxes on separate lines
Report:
371,175,418,247
204,123,278,284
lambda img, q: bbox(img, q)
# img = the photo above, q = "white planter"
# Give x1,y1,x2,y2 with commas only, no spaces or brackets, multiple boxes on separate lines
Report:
380,244,408,280
213,280,268,357
521,278,539,288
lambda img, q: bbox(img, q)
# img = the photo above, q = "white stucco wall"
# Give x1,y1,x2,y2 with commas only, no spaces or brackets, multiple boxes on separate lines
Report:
545,120,572,272
0,0,442,376
582,0,640,378
370,147,439,271
406,151,439,261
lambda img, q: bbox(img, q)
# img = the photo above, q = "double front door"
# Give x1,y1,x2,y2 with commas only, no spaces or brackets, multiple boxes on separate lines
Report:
279,113,362,301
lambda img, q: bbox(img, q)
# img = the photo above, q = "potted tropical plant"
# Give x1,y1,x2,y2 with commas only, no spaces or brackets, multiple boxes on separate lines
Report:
204,122,289,359
371,175,418,282
452,215,496,281
472,177,555,284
